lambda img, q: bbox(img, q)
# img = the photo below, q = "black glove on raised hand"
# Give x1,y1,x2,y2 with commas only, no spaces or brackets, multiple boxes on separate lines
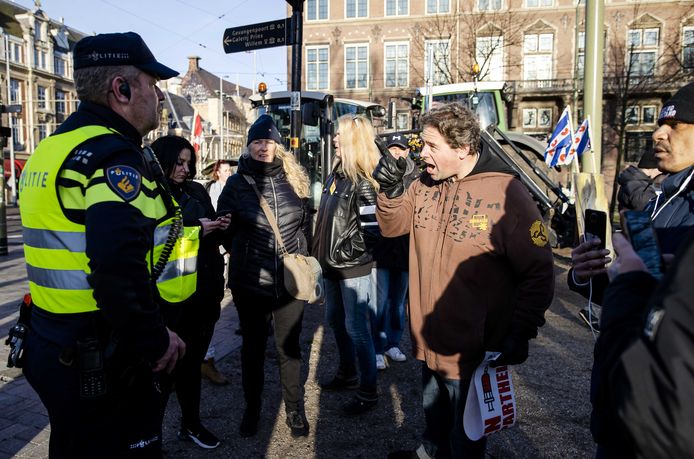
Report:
490,334,529,367
373,139,407,199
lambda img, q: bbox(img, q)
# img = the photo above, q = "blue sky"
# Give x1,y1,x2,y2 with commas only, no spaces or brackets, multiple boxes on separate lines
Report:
12,0,290,92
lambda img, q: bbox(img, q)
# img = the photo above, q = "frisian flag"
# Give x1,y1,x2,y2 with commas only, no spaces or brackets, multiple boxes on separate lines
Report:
564,118,591,165
544,107,573,167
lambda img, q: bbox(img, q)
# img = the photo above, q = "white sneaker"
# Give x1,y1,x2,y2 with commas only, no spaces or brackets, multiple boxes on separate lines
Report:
385,347,407,362
376,354,388,370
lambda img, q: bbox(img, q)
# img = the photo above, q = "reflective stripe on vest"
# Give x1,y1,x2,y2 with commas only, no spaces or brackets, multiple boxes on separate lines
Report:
20,125,115,313
153,222,199,304
19,125,180,313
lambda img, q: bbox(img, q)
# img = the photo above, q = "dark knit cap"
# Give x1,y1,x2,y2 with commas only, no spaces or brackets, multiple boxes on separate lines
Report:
658,82,694,126
247,115,282,146
73,32,178,80
637,149,658,169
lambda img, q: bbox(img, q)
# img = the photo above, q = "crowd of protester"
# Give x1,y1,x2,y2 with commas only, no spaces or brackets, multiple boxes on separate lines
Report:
13,28,694,459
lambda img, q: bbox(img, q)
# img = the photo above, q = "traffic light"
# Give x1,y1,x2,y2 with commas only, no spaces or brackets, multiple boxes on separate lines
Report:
0,105,19,148
411,97,422,111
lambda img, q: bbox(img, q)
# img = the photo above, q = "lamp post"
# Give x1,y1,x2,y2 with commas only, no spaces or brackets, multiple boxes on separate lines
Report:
4,30,16,206
217,74,240,160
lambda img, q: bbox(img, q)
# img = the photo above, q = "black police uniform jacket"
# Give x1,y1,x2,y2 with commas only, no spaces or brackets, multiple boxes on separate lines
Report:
312,166,380,280
29,101,171,363
217,155,310,299
591,228,694,458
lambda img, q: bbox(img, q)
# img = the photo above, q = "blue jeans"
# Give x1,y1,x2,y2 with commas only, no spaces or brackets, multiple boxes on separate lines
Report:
420,364,487,459
324,270,377,391
374,268,408,354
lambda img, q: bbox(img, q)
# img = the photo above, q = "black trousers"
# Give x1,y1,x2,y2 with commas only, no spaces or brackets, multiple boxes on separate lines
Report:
233,289,305,413
162,299,220,428
23,329,163,459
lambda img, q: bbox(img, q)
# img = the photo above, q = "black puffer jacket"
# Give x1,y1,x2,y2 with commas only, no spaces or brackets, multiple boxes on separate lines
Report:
312,167,380,280
218,155,309,298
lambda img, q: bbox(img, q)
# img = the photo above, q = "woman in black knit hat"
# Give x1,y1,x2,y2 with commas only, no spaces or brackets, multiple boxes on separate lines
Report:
217,114,312,438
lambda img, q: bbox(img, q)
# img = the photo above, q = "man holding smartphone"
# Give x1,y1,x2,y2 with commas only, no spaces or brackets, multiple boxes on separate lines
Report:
569,81,694,304
568,82,694,457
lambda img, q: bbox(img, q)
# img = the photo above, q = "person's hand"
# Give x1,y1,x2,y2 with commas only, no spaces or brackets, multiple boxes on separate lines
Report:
490,334,529,367
373,149,407,198
199,218,223,237
606,232,648,281
215,213,231,231
152,328,186,374
571,237,612,284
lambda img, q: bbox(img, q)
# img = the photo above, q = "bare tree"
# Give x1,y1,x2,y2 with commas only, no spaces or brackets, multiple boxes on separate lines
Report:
409,8,526,86
604,4,694,219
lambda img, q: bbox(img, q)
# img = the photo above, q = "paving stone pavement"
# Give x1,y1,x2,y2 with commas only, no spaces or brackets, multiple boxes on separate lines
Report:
0,206,241,459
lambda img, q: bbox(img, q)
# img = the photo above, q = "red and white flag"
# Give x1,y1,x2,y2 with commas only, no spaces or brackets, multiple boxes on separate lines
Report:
191,111,204,155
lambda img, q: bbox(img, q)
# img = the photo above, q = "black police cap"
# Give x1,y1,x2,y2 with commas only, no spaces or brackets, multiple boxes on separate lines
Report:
73,32,178,80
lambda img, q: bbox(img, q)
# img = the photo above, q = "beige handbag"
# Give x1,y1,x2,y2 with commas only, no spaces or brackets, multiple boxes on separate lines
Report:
243,175,324,304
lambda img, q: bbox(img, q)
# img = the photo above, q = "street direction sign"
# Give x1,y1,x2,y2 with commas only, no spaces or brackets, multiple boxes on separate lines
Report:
223,18,290,54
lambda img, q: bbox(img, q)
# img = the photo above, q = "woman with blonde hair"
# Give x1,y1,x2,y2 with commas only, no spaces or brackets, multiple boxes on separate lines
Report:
313,114,382,416
217,115,311,438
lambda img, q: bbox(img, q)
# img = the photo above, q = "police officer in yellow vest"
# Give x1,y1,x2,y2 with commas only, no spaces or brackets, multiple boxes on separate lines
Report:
18,32,187,458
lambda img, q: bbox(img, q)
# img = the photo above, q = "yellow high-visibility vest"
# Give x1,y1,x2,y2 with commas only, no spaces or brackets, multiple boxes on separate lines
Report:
20,125,197,313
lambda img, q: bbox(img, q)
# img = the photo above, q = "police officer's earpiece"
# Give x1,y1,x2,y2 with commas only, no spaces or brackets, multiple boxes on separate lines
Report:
119,81,131,100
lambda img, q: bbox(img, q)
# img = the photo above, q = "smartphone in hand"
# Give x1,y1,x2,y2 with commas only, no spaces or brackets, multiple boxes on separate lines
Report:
621,210,663,280
584,209,607,250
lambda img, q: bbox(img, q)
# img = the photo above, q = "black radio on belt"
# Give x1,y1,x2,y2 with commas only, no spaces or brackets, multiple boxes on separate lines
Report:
5,293,32,368
77,339,107,398
6,323,27,368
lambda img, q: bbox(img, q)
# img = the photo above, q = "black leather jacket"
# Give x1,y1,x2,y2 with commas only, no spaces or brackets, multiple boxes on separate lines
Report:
218,155,310,298
312,168,380,279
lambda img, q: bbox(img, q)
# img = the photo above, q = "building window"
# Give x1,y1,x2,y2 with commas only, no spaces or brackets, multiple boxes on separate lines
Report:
307,0,328,21
627,27,659,76
539,108,552,127
626,106,639,125
54,56,66,76
386,0,408,16
523,107,553,128
522,108,537,128
476,36,504,81
426,0,450,14
478,0,502,11
55,89,66,115
34,24,43,42
397,112,409,130
425,40,450,85
9,79,20,103
526,0,552,7
345,44,369,89
684,26,694,69
625,131,652,163
523,33,553,80
38,124,47,141
346,0,367,18
37,86,47,109
642,105,656,124
577,31,585,77
12,119,23,150
34,49,47,69
10,42,23,64
385,42,409,88
307,46,329,90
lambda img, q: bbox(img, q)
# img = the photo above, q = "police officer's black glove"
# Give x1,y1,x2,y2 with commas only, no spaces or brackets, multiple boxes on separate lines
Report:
373,144,407,199
490,334,529,367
